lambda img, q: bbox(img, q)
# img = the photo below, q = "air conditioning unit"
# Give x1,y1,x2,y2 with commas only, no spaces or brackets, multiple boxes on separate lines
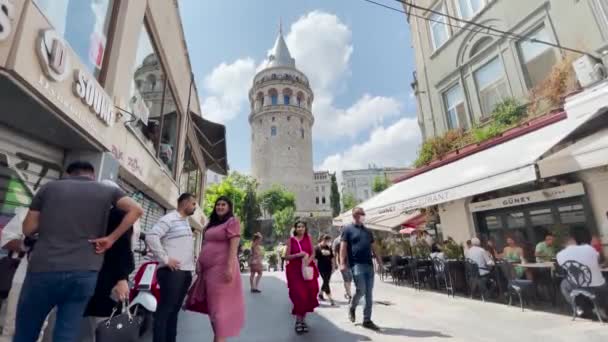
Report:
572,55,606,88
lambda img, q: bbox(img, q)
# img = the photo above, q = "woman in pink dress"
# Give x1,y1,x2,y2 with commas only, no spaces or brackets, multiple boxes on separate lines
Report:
285,220,319,334
249,232,264,293
198,196,245,342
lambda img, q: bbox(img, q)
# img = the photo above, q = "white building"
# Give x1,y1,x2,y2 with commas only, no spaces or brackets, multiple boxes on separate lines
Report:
249,27,315,216
314,171,332,215
342,167,413,203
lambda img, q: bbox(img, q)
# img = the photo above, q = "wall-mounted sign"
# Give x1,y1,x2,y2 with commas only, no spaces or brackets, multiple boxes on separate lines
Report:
469,182,585,212
37,29,113,126
0,0,15,42
37,30,70,82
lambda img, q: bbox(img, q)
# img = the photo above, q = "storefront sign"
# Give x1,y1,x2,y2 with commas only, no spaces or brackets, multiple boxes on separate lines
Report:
37,29,113,126
469,182,585,212
0,0,15,42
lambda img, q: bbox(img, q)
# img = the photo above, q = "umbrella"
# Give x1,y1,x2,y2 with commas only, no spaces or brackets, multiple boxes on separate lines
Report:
399,227,416,235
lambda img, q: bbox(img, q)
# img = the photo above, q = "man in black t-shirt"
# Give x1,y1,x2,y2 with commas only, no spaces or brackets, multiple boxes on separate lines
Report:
340,207,383,331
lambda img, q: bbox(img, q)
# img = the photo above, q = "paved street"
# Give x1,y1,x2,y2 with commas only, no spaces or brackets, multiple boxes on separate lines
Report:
176,272,608,342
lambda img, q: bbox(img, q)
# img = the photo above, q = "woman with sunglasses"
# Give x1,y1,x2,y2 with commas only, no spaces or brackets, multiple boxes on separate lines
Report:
284,220,319,334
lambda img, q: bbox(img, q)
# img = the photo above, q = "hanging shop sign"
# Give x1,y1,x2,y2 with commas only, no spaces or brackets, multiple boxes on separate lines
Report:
37,29,113,126
0,0,15,42
469,182,585,212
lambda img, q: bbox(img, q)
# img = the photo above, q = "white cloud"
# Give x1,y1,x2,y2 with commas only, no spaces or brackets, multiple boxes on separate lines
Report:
285,11,403,141
200,58,256,123
317,118,422,180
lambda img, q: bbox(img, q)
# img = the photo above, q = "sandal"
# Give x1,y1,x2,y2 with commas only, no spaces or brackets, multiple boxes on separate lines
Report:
301,321,309,333
295,320,304,334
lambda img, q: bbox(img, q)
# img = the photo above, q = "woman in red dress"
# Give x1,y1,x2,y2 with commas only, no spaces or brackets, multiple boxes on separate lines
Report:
285,220,319,334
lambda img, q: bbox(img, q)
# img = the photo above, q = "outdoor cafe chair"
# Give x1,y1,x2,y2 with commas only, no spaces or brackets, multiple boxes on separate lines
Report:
464,258,490,302
432,257,455,297
561,260,605,323
497,260,534,312
380,256,392,281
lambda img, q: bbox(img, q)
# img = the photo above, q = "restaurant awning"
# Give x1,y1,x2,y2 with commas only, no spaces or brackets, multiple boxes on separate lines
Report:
366,210,421,232
189,112,228,175
538,126,608,178
341,82,608,220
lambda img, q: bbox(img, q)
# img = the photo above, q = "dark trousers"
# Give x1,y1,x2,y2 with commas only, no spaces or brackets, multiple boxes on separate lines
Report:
154,268,192,342
14,271,98,342
319,269,332,294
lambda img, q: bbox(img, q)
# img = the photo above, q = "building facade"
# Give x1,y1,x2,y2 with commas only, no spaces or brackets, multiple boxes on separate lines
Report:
313,171,332,215
406,0,608,139
0,0,227,262
249,28,315,216
342,167,412,203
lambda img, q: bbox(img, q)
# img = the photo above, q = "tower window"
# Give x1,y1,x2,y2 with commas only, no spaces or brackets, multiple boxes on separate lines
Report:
316,197,319,204
300,118,304,124
272,116,275,122
271,126,277,136
300,128,304,139
271,95,278,105
322,197,326,204
287,116,291,121
284,95,290,105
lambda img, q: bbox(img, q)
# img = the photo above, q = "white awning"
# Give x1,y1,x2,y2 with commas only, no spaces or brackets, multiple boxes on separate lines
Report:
344,82,608,218
538,127,608,178
366,210,421,232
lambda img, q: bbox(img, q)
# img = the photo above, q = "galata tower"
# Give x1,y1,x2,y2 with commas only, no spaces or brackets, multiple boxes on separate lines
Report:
249,27,315,215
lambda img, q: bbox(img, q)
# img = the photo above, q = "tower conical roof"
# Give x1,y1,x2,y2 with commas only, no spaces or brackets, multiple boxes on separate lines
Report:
266,25,295,69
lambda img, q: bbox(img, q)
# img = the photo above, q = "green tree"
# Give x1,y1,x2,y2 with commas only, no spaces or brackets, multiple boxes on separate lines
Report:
342,193,358,211
273,206,295,239
203,171,255,219
330,173,341,217
372,175,391,193
241,181,261,240
259,184,296,216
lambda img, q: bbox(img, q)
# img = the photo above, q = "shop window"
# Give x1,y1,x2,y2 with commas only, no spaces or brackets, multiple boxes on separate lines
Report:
443,84,468,130
128,22,180,175
506,212,525,229
518,25,558,89
529,208,554,226
558,204,586,224
485,215,503,230
33,0,115,79
429,2,450,50
474,57,509,116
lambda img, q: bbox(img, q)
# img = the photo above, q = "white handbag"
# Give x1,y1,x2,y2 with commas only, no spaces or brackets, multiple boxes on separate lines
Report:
295,238,314,281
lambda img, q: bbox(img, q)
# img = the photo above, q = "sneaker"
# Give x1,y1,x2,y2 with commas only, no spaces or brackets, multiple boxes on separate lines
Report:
318,294,324,301
348,308,356,323
362,320,381,331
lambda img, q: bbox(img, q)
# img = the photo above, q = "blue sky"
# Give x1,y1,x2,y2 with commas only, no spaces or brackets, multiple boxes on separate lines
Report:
179,0,421,175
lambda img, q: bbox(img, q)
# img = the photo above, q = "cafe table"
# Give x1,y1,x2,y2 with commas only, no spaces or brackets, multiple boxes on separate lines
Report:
513,262,559,305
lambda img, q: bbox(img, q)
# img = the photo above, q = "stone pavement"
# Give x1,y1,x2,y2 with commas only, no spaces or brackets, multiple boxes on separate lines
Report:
177,272,608,342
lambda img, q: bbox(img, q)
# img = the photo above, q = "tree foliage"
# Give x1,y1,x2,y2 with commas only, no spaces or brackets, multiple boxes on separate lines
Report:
342,193,358,211
204,172,256,219
259,184,296,216
241,181,261,240
273,206,295,239
330,173,341,217
372,175,390,193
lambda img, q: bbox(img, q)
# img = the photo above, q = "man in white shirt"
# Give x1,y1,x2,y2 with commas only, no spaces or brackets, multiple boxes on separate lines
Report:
146,193,197,342
467,238,495,276
557,233,608,318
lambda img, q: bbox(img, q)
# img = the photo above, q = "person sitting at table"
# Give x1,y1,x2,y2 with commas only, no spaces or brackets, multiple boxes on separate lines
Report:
468,238,495,276
535,233,556,262
484,239,498,261
500,236,525,278
557,232,608,320
430,242,444,260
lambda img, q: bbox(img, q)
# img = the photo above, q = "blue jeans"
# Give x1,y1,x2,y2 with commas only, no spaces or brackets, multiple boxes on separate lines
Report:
14,271,98,342
350,263,374,321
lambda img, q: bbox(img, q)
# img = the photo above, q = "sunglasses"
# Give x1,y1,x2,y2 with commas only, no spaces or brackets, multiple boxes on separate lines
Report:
354,212,366,216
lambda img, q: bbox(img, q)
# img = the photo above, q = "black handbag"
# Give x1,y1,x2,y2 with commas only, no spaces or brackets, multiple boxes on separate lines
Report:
95,301,143,342
0,253,21,299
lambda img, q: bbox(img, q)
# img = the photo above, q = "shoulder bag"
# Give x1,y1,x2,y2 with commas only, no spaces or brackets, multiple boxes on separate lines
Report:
95,300,143,342
295,238,314,281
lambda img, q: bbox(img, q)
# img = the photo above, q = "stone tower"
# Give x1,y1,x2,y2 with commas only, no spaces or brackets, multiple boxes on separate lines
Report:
249,27,315,215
